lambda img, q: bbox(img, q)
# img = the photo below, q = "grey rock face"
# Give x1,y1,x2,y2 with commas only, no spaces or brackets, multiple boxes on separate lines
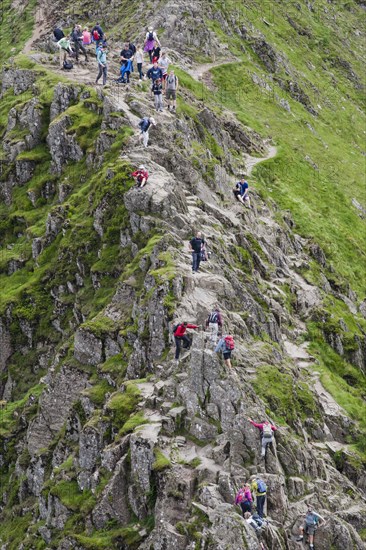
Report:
50,84,80,120
1,68,36,95
74,329,103,366
47,115,83,174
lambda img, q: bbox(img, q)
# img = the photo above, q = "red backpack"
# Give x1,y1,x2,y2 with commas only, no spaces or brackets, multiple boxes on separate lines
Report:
93,30,100,40
224,335,235,350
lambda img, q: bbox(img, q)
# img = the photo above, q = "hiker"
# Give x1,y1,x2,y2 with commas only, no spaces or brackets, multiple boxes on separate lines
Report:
127,40,137,56
91,23,104,45
131,165,149,188
296,508,325,549
118,58,133,83
53,26,64,41
189,231,205,273
248,418,277,458
138,116,156,148
147,61,163,83
144,27,161,61
201,241,209,262
158,51,171,89
135,45,145,81
82,27,92,45
57,36,73,69
235,483,253,516
152,78,164,112
244,513,266,550
96,44,107,86
233,177,251,208
173,322,199,360
152,42,161,64
120,42,134,83
166,70,178,112
250,476,267,518
215,335,234,368
70,25,88,64
205,306,223,343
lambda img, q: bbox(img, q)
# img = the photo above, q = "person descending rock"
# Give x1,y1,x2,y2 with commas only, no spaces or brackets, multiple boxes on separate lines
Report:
250,476,267,518
96,44,107,86
120,42,134,84
138,116,156,148
205,306,222,344
70,25,88,64
158,51,171,90
152,42,161,64
152,78,164,112
189,231,205,273
166,70,178,112
244,512,266,550
131,165,149,188
215,335,234,368
144,26,161,61
296,508,325,549
235,483,253,516
233,177,251,208
135,45,145,81
82,27,92,45
57,36,73,69
248,418,277,458
173,322,199,361
53,26,64,41
91,23,104,45
147,61,163,83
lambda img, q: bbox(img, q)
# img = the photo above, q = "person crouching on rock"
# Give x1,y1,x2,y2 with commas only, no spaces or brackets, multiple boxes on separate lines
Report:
248,418,277,458
131,165,149,188
173,322,199,361
235,483,253,516
233,177,251,208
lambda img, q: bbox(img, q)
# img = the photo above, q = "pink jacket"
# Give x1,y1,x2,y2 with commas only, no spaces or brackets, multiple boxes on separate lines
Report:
235,487,252,505
250,420,277,432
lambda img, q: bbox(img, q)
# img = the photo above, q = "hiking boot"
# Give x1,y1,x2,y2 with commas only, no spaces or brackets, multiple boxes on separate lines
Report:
296,536,303,542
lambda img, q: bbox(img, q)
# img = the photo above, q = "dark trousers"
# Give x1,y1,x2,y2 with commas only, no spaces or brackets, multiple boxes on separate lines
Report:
192,252,201,272
148,49,153,61
96,64,107,85
137,63,144,79
74,41,87,61
240,501,252,516
174,335,190,359
256,495,266,518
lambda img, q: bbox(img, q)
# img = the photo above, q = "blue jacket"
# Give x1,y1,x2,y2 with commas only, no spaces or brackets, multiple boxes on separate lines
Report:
236,181,248,196
97,49,107,65
120,59,133,75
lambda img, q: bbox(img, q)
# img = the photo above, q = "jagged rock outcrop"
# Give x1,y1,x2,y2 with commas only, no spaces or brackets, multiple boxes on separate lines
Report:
47,115,83,173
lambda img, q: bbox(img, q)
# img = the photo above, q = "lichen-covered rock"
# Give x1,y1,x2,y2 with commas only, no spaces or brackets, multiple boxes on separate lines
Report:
50,84,80,120
74,328,103,366
1,68,37,95
47,115,83,174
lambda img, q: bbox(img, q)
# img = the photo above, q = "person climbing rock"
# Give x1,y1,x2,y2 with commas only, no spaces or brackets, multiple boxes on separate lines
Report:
152,78,164,111
250,476,267,518
235,483,253,515
152,42,161,64
205,306,223,344
135,45,145,81
53,26,64,42
147,61,163,83
248,418,277,458
91,23,104,45
215,335,234,368
296,508,324,549
131,165,149,188
95,44,107,86
189,231,205,273
233,177,251,208
173,322,199,361
166,70,178,112
144,27,160,61
57,36,73,69
138,116,156,148
70,25,88,64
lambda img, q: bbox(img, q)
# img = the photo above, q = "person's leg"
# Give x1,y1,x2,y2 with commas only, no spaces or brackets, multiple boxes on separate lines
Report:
212,323,218,343
59,48,63,68
154,94,159,111
196,252,201,272
149,49,153,62
192,252,198,272
126,70,130,83
261,438,267,458
174,337,182,360
182,335,191,350
143,130,149,148
81,43,88,61
96,64,102,83
257,496,265,518
138,63,143,79
309,533,314,546
158,93,163,110
297,525,305,540
244,195,251,208
103,66,107,85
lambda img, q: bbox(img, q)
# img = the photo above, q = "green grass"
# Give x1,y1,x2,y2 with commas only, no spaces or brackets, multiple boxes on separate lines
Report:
152,448,172,471
106,382,142,430
119,411,147,436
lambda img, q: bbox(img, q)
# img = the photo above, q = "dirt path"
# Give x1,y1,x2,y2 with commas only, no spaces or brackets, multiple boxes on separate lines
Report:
187,59,238,82
245,144,277,175
23,1,50,54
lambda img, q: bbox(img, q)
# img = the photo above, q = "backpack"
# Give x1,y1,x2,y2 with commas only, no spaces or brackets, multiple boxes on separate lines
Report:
305,513,318,527
148,31,154,41
173,323,180,335
235,488,246,504
93,30,100,40
63,60,73,70
208,311,218,324
139,118,149,132
256,479,266,493
224,335,235,350
263,423,273,438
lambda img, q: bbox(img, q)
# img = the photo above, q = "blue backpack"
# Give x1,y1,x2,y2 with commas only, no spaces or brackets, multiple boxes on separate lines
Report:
256,479,266,493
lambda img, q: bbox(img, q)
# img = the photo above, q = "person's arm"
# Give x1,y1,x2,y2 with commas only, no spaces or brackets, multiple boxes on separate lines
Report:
189,239,194,252
271,425,278,431
186,324,199,329
314,512,325,523
248,419,263,429
214,339,223,353
217,312,223,327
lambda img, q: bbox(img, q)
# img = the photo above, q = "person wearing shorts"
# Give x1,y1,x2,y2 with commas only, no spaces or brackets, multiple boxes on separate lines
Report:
166,70,178,112
215,335,233,368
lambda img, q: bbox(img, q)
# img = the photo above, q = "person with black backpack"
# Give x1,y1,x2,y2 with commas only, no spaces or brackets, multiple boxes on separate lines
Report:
137,116,156,148
144,26,161,61
215,335,234,368
205,306,222,344
173,322,199,361
250,476,267,518
248,418,278,458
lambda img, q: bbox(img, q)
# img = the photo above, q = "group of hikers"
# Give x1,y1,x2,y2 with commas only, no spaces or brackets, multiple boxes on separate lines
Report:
53,23,179,112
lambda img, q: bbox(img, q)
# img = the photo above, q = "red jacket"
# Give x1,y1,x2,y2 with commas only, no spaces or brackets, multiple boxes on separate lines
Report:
250,421,277,432
174,323,198,337
132,170,148,181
